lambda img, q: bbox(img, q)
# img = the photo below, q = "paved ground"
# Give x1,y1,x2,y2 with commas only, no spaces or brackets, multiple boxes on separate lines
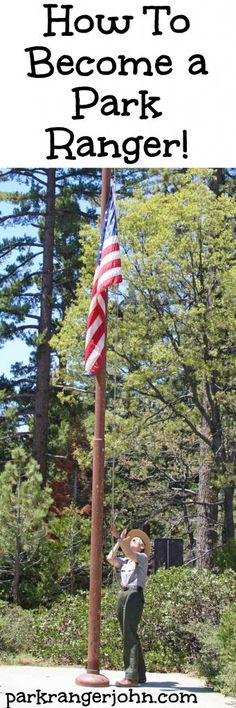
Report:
0,667,235,708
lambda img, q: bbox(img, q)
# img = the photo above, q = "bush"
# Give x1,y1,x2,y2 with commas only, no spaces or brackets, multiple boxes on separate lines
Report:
195,603,236,696
0,568,235,691
140,567,236,671
216,603,236,696
193,623,221,681
0,600,34,655
31,593,89,664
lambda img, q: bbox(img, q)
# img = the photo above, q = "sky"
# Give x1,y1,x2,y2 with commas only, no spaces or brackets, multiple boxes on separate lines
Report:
1,340,30,378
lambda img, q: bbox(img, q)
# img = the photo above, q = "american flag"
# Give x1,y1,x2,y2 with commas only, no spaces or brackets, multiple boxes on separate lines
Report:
85,187,122,375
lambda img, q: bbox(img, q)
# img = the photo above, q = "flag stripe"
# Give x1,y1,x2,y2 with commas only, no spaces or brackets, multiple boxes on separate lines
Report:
85,187,122,375
97,266,123,293
85,335,105,374
97,259,121,285
85,314,103,346
85,324,104,359
99,250,121,269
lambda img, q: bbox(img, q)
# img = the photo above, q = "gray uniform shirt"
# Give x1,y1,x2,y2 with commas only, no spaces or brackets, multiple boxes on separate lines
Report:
118,552,148,589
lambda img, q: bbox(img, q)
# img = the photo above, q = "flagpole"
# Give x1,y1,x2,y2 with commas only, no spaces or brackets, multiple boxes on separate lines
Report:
76,169,111,688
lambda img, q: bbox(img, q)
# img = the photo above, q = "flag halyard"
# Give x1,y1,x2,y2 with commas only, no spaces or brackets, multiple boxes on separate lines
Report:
85,188,122,375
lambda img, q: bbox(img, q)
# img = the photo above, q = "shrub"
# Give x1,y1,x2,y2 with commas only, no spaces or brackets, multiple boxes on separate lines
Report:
216,603,236,696
32,568,236,672
194,623,221,680
196,603,236,696
0,567,235,688
31,593,89,664
139,567,236,671
0,600,34,654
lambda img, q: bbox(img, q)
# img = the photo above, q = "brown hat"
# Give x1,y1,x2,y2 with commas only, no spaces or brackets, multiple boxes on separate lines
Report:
128,528,151,557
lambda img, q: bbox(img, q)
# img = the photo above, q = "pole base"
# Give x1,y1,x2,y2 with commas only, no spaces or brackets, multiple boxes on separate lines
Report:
75,672,110,687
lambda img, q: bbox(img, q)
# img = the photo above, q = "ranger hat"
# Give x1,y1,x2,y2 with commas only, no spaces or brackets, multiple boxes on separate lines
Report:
128,528,151,557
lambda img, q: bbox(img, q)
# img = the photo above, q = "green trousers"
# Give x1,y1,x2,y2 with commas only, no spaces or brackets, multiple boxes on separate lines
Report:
117,588,146,681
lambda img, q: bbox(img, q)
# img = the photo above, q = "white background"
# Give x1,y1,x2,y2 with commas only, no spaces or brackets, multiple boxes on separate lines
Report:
0,0,235,166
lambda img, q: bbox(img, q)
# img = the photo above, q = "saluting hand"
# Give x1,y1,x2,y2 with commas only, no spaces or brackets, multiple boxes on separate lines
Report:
120,528,128,540
110,524,128,541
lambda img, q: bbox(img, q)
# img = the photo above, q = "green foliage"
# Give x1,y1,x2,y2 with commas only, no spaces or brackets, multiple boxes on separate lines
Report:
0,167,145,473
218,602,236,657
216,603,236,695
0,447,51,554
1,168,236,626
33,508,91,605
196,603,236,696
0,600,34,656
216,662,236,697
15,507,91,608
0,567,235,686
54,171,236,552
194,623,220,681
213,539,236,572
141,568,236,671
0,447,52,602
31,593,89,664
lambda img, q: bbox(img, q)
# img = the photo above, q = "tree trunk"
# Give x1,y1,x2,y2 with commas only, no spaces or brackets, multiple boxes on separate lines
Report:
196,386,218,568
208,169,234,545
222,483,235,543
183,501,195,555
33,169,56,484
196,452,218,568
12,556,20,604
219,420,235,543
12,534,20,604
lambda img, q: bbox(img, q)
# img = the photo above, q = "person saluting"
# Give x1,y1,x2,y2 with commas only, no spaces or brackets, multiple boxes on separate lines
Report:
107,525,151,687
